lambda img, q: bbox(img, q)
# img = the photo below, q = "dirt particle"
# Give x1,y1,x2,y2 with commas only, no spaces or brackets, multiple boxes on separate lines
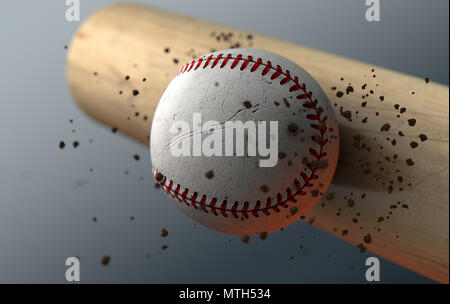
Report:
406,159,414,166
259,232,268,240
92,217,97,222
112,127,118,133
362,117,368,123
260,185,269,193
288,123,299,134
243,101,252,108
357,244,367,253
132,89,139,96
336,91,344,98
363,234,372,244
346,86,354,94
164,47,170,53
341,110,352,120
342,229,348,236
278,152,287,159
425,77,430,83
161,228,168,237
133,154,140,161
101,256,111,266
59,141,65,149
162,245,168,250
155,172,164,182
388,185,394,193
241,235,250,244
408,118,416,127
326,192,335,201
287,206,298,216
331,86,337,90
419,134,427,142
72,141,79,148
312,159,328,169
347,199,355,207
379,96,384,101
380,123,391,132
205,170,214,179
394,104,400,110
173,58,179,64
410,141,418,149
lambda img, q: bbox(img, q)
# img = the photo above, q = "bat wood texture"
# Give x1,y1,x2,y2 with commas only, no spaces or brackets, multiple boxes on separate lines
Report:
66,3,449,283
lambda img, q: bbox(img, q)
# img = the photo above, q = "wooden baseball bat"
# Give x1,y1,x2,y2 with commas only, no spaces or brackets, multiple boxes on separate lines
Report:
66,3,449,283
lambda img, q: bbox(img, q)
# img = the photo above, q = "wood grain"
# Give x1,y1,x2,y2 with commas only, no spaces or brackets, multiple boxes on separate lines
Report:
66,3,449,283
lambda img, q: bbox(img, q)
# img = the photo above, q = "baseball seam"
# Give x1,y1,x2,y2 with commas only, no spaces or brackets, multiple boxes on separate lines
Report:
153,53,328,219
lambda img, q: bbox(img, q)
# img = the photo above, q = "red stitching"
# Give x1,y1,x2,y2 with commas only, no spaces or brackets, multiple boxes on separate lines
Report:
242,202,249,218
210,198,218,215
271,65,282,79
231,55,242,69
194,58,203,70
211,54,222,68
154,53,329,217
251,58,262,72
220,54,232,68
200,195,207,213
203,55,213,69
261,60,272,75
220,201,228,217
190,192,198,209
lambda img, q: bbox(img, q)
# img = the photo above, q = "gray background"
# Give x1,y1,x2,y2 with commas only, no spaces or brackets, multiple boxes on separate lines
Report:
0,0,448,283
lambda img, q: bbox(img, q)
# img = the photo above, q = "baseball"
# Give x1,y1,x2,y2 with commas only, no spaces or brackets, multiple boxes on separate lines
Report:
150,48,339,235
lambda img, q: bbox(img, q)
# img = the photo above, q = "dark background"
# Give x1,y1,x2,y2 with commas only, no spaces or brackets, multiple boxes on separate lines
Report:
0,0,448,283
